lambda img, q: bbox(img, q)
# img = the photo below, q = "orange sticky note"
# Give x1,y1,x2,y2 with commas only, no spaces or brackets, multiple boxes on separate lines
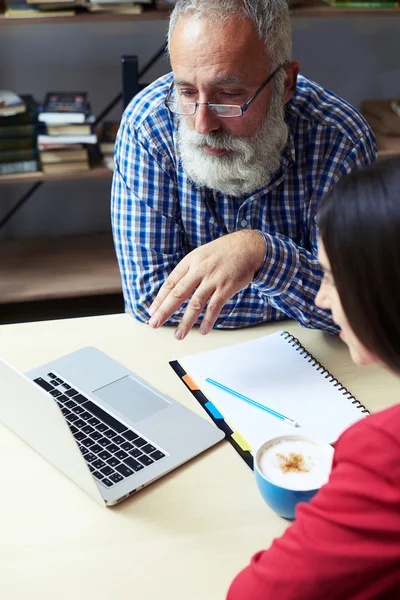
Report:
183,374,198,391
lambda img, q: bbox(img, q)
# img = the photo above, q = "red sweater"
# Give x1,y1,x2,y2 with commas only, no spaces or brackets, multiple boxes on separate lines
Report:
227,404,400,600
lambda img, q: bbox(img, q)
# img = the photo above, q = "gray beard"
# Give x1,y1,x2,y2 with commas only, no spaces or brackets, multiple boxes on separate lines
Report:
176,94,288,197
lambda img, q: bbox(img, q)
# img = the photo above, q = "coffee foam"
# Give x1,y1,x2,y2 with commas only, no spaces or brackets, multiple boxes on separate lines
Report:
257,437,334,491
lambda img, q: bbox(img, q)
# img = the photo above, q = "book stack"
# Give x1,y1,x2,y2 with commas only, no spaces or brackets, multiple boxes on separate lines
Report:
361,98,400,158
85,0,144,14
99,121,119,171
26,0,84,11
323,0,398,7
5,0,79,17
0,92,39,176
38,92,98,174
5,0,151,17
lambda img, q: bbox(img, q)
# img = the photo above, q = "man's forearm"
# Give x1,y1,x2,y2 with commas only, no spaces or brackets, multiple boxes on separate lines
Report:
253,231,337,333
121,240,334,332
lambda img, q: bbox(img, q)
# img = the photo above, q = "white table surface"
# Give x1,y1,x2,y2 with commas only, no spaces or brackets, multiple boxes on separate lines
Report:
0,314,398,600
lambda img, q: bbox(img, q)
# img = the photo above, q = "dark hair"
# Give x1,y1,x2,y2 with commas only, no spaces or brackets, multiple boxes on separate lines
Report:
317,157,400,374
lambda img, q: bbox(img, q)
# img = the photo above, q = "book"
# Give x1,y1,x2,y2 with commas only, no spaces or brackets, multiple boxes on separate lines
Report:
374,131,400,158
0,124,37,139
26,0,82,4
85,2,143,12
0,138,36,151
5,0,75,17
361,99,400,136
39,148,88,163
41,161,90,174
38,142,83,151
0,90,26,116
0,148,38,163
171,331,369,469
38,133,97,145
0,95,38,126
89,0,150,3
39,92,89,124
323,0,398,6
46,123,92,136
0,159,38,175
99,120,119,154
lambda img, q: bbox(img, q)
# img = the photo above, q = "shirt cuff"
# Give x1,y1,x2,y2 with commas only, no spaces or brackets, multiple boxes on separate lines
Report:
253,231,297,296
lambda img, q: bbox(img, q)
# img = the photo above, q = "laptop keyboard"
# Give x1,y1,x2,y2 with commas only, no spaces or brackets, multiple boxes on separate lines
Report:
33,372,166,489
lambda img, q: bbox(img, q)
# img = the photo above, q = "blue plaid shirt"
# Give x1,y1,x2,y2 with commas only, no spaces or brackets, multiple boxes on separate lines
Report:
111,72,376,334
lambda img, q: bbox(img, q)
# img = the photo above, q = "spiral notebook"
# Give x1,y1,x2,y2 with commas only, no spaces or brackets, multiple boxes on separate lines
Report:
170,331,370,470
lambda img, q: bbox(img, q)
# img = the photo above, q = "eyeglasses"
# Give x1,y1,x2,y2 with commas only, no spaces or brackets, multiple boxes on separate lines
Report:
165,63,286,118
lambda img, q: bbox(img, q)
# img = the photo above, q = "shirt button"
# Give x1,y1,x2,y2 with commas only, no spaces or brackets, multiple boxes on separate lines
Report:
240,219,248,228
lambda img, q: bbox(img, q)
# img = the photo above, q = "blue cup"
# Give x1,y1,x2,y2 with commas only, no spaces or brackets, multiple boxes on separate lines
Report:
254,435,334,520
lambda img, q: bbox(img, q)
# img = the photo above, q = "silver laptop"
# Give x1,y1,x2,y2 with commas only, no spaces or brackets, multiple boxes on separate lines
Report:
0,346,224,506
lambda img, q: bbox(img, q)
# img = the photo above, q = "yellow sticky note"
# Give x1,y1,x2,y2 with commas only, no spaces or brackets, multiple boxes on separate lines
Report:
231,431,252,452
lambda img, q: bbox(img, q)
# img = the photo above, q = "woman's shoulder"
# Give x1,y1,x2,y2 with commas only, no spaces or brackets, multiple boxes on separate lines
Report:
334,404,400,483
347,403,400,437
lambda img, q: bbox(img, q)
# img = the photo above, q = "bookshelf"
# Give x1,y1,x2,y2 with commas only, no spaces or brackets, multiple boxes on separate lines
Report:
0,233,121,303
0,3,399,23
0,138,396,187
1,2,399,309
0,8,170,25
374,133,400,159
292,0,400,17
0,164,112,185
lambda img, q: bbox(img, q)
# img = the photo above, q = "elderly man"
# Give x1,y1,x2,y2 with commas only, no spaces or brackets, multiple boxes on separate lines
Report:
111,0,376,340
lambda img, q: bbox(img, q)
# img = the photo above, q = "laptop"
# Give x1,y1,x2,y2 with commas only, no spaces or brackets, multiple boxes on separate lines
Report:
0,346,224,506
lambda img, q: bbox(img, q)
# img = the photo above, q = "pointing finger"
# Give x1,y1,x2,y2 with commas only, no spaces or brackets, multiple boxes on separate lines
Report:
149,273,201,328
148,263,189,317
174,285,216,340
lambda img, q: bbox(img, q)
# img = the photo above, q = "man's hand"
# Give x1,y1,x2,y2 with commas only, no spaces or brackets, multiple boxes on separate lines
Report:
148,230,266,340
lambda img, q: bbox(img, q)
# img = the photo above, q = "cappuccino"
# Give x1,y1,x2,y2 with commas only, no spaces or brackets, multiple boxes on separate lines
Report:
257,437,334,491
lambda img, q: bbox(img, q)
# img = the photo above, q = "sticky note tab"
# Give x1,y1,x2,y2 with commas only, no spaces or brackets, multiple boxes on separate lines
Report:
183,374,198,391
231,431,252,452
205,401,224,420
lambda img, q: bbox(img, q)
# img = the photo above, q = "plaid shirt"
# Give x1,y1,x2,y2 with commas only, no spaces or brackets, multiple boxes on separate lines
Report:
112,72,376,334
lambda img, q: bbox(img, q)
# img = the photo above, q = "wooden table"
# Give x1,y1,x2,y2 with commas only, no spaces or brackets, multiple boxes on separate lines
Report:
0,314,398,599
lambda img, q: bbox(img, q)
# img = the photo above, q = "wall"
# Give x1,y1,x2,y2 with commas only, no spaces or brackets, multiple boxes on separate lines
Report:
0,16,399,241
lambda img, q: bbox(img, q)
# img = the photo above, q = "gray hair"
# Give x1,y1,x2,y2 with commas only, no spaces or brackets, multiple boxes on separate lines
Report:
167,0,292,69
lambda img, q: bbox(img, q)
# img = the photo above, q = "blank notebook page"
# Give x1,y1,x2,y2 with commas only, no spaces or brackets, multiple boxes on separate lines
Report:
179,331,368,453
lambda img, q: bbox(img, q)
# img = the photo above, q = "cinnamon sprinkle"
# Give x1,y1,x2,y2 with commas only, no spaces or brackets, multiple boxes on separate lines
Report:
276,452,310,474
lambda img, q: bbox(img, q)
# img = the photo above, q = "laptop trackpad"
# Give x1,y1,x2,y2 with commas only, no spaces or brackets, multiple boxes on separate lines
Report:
93,376,169,423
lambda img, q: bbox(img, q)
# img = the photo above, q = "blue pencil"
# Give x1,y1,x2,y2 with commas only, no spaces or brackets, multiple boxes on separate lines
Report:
205,377,300,428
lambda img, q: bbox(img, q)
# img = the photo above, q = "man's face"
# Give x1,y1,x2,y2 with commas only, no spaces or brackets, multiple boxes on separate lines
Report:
169,14,291,196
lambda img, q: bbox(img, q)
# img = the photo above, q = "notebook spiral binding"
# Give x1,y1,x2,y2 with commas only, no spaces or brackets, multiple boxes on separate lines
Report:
281,331,370,414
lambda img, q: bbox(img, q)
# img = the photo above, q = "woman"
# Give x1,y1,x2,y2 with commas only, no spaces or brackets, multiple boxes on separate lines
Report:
227,157,400,599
